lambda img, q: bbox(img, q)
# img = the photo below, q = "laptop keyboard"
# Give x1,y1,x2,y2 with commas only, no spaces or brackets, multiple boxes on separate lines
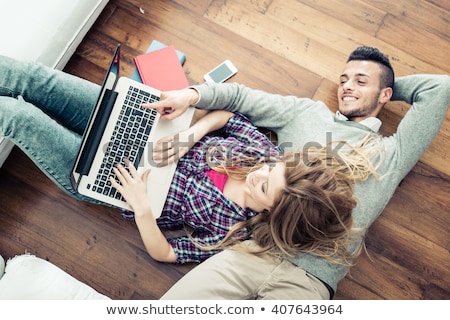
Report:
91,85,159,201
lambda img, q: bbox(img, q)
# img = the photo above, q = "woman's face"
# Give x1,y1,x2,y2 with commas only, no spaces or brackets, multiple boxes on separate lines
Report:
245,162,286,211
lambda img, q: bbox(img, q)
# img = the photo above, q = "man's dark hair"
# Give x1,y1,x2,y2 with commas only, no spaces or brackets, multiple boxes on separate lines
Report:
347,46,395,89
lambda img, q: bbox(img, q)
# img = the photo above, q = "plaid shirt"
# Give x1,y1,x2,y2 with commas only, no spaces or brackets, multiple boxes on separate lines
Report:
157,113,281,263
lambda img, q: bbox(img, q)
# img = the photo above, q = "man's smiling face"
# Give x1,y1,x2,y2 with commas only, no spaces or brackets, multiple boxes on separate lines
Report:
337,60,388,122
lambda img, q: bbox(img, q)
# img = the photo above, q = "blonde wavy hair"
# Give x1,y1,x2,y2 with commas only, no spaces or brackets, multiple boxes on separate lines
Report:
199,134,382,266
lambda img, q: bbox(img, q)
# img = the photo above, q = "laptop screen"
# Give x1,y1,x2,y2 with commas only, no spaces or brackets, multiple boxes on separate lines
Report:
70,44,121,187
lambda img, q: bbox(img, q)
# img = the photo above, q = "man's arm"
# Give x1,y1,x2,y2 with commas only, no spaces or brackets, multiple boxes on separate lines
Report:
388,74,450,174
192,82,313,132
145,82,315,133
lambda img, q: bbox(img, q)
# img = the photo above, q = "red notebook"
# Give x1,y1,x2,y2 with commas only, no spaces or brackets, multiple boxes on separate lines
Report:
134,45,189,91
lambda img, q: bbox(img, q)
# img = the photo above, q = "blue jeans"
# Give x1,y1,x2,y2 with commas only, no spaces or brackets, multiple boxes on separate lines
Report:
0,54,103,203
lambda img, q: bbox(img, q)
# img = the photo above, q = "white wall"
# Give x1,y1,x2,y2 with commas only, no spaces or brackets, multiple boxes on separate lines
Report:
0,0,109,167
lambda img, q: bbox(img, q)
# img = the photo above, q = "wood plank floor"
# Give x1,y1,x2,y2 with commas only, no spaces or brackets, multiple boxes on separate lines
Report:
0,0,449,299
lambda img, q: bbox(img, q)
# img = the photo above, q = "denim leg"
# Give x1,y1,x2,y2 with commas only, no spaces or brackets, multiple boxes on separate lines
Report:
0,55,104,204
0,54,99,134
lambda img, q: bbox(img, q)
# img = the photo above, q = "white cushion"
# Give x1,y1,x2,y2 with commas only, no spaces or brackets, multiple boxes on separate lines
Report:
0,0,108,69
0,254,110,299
0,255,5,279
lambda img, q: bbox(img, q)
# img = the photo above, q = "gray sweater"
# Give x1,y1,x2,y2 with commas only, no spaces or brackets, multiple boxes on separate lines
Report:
192,74,450,292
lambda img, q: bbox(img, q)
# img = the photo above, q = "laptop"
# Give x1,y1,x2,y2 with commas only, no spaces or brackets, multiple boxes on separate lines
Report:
70,43,194,218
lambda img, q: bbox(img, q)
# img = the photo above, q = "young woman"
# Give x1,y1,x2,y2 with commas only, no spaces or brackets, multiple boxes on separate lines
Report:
112,109,380,266
112,110,283,264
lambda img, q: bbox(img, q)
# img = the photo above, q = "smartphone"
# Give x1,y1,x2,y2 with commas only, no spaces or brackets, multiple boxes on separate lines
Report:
203,60,238,83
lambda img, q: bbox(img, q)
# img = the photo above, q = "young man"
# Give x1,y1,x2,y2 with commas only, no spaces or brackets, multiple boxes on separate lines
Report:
147,46,450,299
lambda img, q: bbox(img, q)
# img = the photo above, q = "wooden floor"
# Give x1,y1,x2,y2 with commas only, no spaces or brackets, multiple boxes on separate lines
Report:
1,0,449,300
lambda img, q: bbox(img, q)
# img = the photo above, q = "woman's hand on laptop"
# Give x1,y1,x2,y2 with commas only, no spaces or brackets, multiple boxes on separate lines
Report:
143,88,199,120
153,129,196,166
110,159,151,214
152,110,233,166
